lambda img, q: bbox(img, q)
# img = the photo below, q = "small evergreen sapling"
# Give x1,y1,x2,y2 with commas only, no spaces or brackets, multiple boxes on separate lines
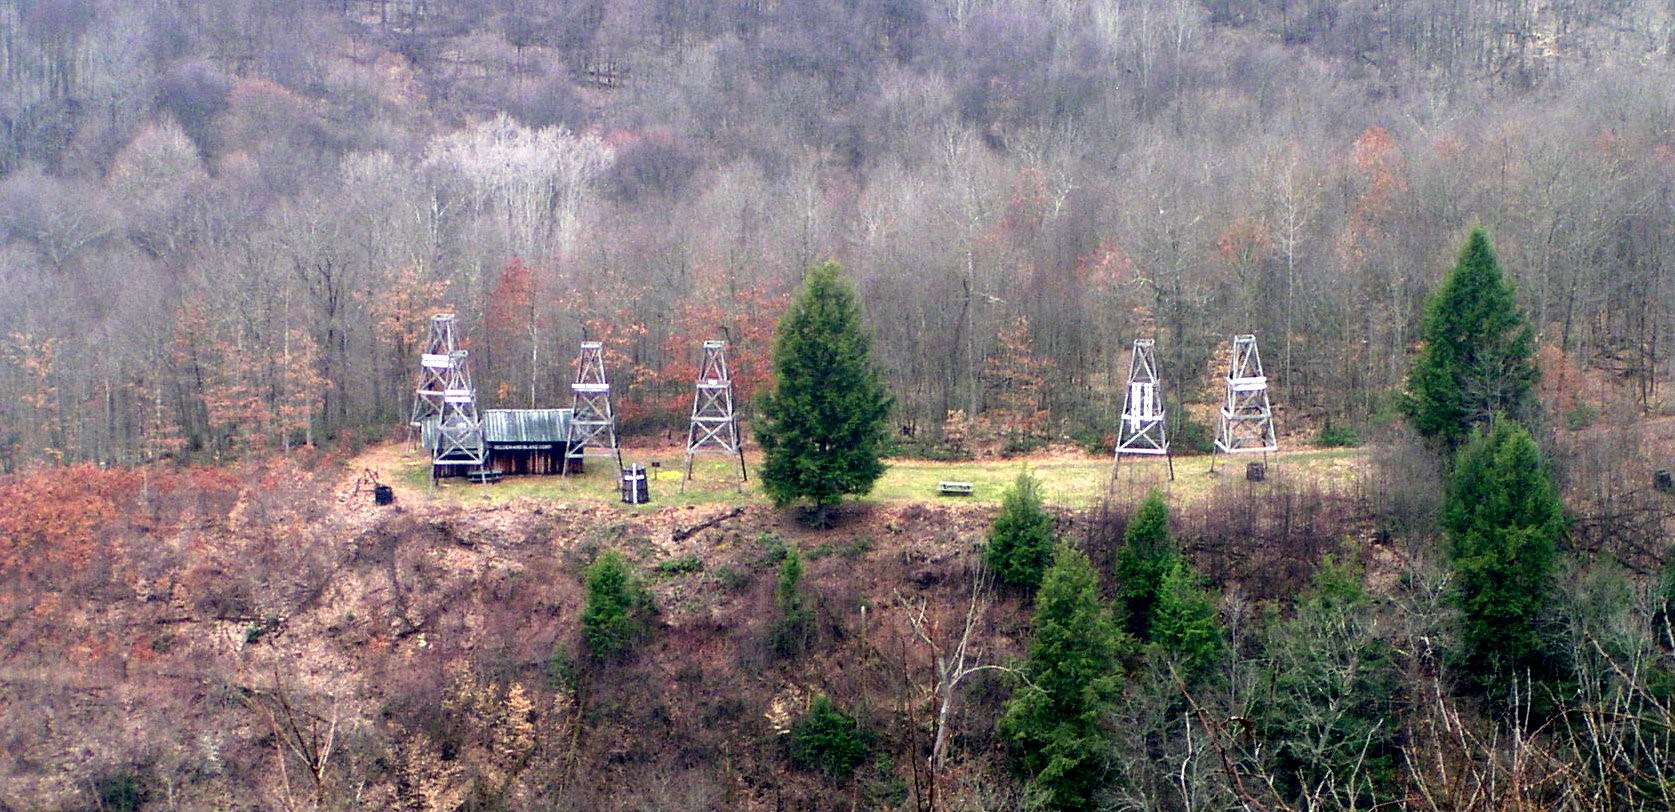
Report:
770,546,814,656
985,472,1056,591
788,694,874,781
581,551,653,662
1115,490,1175,640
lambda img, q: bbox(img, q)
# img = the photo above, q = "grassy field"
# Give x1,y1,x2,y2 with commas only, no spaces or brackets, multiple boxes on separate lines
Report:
382,444,1369,510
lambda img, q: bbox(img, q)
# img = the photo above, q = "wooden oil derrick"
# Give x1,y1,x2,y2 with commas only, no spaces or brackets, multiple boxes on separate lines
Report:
431,348,487,480
683,340,747,492
565,341,622,470
1213,334,1277,472
1114,338,1173,480
409,314,460,447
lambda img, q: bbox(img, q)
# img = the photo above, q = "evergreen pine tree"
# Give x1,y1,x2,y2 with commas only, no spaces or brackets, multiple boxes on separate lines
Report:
985,472,1056,591
755,261,892,525
1405,228,1539,449
999,542,1124,812
1149,559,1225,682
1444,419,1566,699
581,551,652,662
788,694,874,781
1114,490,1176,640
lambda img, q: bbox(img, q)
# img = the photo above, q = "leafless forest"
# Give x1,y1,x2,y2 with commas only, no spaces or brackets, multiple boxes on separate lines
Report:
2,0,1674,463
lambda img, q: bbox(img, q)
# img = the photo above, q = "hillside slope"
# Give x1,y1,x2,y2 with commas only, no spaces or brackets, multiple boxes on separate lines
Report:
0,448,1369,810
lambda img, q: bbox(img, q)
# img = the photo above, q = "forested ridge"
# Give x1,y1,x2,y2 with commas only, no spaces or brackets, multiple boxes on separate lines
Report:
2,0,1674,464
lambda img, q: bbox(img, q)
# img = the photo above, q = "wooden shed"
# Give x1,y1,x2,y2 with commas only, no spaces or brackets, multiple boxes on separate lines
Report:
422,408,579,477
483,409,578,475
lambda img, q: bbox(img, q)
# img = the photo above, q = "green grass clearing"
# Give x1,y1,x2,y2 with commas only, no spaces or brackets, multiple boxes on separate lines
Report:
389,446,1368,511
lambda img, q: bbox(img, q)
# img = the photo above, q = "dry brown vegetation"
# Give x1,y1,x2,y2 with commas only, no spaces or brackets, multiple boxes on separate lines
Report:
0,443,1375,810
3,411,1674,811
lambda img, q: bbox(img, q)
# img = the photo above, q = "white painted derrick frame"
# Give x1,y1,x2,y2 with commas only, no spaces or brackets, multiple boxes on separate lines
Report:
1215,334,1277,455
432,349,487,471
683,340,747,491
566,341,621,468
1113,338,1173,482
1117,339,1169,456
410,314,460,443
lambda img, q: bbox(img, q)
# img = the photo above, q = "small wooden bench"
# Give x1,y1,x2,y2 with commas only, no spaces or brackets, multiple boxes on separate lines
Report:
937,481,974,496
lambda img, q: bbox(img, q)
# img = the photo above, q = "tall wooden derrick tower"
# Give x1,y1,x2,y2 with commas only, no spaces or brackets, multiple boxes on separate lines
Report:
565,341,622,470
1114,338,1173,480
409,313,459,447
683,340,748,491
1213,334,1278,471
412,314,486,480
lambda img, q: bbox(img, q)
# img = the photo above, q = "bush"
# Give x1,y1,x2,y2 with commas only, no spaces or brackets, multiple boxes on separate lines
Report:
94,771,147,812
770,547,814,657
713,566,750,592
985,472,1056,591
654,555,704,576
1314,421,1361,448
1068,425,1114,455
1001,433,1048,456
1565,403,1598,431
752,532,789,569
581,551,654,662
788,694,874,781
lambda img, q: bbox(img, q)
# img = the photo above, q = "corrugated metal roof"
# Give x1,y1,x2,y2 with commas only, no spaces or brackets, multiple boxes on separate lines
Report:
482,409,572,444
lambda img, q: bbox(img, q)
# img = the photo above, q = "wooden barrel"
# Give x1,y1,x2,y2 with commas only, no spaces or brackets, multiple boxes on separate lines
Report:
621,465,650,504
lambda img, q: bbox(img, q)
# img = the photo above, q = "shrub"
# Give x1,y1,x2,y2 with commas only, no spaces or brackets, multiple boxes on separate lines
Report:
1564,403,1598,431
752,532,789,569
788,694,874,781
1314,421,1361,448
1169,403,1216,453
581,551,654,662
94,771,147,812
713,566,750,592
1001,433,1048,456
654,555,704,576
984,472,1056,591
770,547,814,657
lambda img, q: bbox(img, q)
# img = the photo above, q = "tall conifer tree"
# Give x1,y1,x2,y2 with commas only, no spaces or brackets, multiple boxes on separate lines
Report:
1405,228,1539,449
1149,559,1225,680
1115,490,1175,640
756,261,892,525
1000,542,1124,811
1444,419,1566,699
